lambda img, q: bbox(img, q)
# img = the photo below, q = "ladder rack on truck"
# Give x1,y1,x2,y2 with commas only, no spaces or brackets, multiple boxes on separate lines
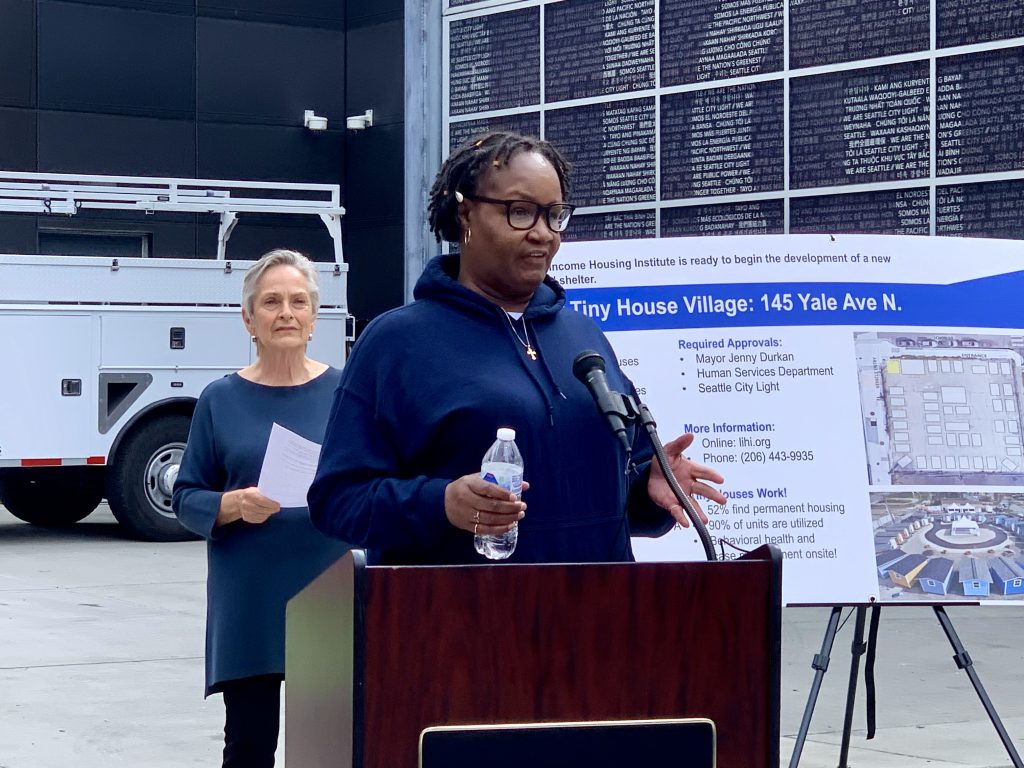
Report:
0,173,350,541
0,170,345,263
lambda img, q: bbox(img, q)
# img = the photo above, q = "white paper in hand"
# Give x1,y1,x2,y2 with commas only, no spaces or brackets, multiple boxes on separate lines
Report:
256,422,322,508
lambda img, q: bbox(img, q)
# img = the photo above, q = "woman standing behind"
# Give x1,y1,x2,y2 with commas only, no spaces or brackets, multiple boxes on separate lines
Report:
172,249,348,768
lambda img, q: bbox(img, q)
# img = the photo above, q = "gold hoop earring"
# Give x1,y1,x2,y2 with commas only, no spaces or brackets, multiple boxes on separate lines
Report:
464,227,472,245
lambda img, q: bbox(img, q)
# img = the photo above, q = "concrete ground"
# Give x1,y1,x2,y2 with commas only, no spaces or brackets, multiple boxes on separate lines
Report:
1,504,1022,767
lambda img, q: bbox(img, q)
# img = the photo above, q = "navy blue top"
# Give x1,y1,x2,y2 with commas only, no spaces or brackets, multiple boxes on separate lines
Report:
309,254,670,565
172,369,349,695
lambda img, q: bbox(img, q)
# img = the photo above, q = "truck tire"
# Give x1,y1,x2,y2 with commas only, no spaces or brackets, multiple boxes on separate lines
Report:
0,467,103,527
106,413,198,542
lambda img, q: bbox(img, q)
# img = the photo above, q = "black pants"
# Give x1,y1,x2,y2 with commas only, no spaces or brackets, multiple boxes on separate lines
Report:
221,674,282,768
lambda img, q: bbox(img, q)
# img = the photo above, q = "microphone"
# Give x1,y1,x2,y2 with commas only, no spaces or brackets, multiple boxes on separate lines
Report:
572,350,633,456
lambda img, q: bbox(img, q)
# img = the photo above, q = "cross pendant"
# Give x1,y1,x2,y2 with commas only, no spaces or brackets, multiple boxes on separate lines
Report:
526,346,538,361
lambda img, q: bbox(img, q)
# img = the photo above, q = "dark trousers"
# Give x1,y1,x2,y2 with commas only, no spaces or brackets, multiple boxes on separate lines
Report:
221,674,282,768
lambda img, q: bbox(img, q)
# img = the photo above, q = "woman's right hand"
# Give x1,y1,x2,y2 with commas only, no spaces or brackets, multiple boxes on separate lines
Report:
444,474,527,536
217,487,281,526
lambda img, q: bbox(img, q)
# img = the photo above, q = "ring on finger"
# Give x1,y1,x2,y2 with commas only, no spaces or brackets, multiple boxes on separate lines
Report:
473,523,479,535
473,510,481,523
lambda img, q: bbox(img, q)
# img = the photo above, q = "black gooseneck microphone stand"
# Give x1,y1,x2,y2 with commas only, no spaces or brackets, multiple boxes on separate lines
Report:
573,352,716,561
616,393,718,562
572,349,716,561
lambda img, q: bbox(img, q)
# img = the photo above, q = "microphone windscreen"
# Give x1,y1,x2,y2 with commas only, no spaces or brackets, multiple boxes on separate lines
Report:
572,350,606,381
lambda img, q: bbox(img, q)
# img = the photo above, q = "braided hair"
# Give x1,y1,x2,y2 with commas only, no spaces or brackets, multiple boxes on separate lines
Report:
428,132,572,244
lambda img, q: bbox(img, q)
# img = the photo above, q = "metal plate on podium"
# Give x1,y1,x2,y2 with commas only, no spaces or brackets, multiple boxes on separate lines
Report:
420,718,716,768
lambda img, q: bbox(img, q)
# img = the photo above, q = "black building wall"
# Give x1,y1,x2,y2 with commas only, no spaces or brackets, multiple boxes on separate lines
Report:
0,0,405,325
344,0,405,327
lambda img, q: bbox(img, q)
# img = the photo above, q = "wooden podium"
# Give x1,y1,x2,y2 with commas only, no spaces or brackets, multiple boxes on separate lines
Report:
286,545,782,768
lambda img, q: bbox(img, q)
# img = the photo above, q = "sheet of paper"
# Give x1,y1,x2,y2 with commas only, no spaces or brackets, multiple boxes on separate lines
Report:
257,422,322,508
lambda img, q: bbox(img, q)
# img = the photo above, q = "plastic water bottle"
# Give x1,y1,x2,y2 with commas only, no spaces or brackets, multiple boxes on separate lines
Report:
475,427,523,560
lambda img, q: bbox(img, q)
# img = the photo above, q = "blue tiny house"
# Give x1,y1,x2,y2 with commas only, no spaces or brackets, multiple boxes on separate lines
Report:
958,557,992,597
989,557,1024,596
917,557,954,595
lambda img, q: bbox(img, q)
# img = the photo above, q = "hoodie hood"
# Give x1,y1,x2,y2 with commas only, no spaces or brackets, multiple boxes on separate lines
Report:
413,253,566,322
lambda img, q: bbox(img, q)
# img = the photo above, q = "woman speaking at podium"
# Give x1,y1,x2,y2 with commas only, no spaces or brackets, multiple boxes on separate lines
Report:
309,132,725,565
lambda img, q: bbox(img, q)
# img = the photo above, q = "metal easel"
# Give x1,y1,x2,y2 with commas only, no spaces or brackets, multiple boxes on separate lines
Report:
787,604,1023,768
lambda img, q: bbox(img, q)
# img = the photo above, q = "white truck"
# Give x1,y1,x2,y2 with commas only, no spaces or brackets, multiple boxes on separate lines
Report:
0,172,351,541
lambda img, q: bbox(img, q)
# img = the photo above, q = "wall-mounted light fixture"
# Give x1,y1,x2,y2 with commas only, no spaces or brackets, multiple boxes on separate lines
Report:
303,109,328,131
346,109,374,131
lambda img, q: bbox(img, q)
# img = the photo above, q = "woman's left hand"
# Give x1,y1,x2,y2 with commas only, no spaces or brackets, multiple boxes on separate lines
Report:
647,433,727,528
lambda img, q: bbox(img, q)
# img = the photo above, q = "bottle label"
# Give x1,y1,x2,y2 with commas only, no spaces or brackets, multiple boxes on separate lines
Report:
481,465,523,499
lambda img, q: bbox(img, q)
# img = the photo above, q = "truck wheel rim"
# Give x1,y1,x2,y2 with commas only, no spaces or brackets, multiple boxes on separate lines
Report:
145,443,186,519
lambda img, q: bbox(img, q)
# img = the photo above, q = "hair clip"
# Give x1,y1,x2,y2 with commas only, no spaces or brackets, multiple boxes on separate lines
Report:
454,191,465,202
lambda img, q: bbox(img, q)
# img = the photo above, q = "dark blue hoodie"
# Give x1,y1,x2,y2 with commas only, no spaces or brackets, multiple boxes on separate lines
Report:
308,253,670,564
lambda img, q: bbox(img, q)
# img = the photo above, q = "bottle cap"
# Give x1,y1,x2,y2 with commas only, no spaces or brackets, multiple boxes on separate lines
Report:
496,427,516,441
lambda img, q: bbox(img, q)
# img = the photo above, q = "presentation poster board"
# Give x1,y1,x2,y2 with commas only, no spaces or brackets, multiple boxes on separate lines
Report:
552,233,1024,605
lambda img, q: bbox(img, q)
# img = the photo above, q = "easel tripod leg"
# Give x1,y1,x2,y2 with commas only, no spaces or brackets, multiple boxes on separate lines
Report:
788,607,843,768
837,606,867,768
933,606,1024,768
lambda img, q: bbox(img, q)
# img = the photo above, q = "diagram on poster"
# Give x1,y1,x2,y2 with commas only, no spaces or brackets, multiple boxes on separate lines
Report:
856,332,1024,486
552,233,1024,605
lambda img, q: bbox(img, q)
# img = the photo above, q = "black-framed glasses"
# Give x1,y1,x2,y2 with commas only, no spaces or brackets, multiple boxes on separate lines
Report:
464,194,576,233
